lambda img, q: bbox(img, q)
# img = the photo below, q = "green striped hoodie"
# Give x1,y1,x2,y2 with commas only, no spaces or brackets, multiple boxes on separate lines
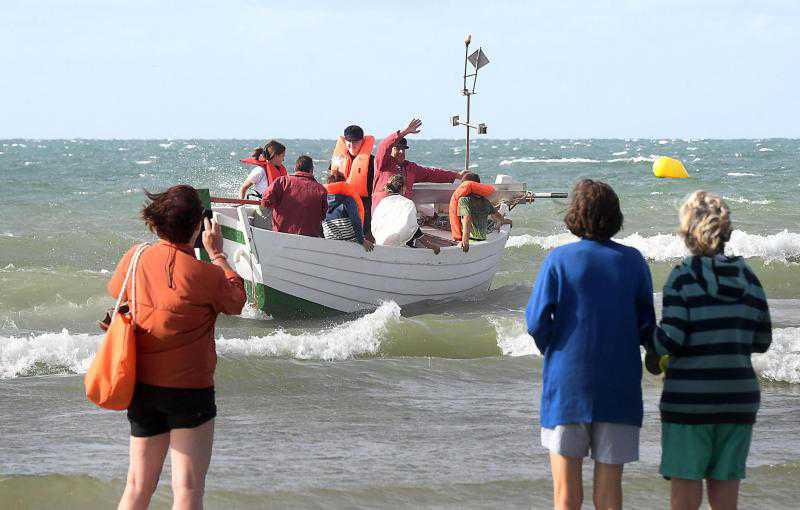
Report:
647,255,772,424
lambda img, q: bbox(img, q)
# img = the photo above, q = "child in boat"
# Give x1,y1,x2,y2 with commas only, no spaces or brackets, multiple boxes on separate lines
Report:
323,172,373,251
372,174,441,254
457,173,512,253
643,191,772,510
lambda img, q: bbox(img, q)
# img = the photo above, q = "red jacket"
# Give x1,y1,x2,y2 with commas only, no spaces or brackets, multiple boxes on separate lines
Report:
261,172,327,236
372,130,460,211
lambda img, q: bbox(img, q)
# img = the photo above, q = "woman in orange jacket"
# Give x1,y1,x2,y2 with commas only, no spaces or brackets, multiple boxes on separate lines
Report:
108,185,246,510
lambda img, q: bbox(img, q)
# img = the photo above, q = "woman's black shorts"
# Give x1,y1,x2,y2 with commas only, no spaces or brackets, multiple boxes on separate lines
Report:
127,383,216,437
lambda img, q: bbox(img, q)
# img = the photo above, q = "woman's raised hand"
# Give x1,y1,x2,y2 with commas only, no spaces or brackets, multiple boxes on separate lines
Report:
202,218,223,257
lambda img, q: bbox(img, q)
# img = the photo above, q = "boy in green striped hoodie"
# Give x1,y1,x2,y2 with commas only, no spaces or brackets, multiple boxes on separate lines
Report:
644,191,772,510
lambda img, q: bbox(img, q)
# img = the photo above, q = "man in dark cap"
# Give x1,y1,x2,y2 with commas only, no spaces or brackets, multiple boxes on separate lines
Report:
372,119,468,212
331,124,376,240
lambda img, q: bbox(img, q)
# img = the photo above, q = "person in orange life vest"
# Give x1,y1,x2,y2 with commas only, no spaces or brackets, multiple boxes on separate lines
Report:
372,118,469,212
330,125,376,240
458,173,512,253
323,172,374,251
238,140,287,199
260,155,327,237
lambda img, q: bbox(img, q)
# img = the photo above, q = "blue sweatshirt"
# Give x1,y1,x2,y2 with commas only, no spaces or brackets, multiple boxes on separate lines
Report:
526,239,655,428
326,194,364,244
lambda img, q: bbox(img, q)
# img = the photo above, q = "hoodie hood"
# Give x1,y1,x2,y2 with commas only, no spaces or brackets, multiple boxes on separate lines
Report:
682,254,749,302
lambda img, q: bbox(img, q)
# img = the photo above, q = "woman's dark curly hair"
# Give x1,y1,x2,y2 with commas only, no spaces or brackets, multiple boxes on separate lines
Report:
564,179,623,240
141,185,203,244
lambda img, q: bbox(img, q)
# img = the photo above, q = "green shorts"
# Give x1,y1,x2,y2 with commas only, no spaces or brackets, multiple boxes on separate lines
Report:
660,422,753,481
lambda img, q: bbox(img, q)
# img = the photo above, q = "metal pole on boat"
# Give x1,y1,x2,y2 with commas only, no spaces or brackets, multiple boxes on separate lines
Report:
452,35,490,173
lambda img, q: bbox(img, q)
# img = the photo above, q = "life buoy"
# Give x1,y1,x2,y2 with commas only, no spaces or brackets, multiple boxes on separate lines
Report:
652,156,688,178
330,135,375,197
324,181,365,223
240,158,288,184
449,181,496,241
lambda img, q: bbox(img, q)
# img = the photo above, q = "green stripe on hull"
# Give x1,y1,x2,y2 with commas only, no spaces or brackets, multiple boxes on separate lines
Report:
244,281,341,319
220,225,246,244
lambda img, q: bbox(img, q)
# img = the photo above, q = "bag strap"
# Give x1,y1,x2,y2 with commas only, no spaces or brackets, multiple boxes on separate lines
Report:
110,243,149,323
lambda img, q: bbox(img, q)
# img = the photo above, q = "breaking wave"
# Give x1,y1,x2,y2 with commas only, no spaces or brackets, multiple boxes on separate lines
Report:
506,229,800,263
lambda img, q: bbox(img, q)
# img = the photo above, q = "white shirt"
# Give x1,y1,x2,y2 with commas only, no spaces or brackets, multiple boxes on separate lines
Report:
247,166,268,195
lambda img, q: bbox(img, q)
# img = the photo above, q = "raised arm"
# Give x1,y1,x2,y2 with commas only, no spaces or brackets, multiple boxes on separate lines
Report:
375,119,423,173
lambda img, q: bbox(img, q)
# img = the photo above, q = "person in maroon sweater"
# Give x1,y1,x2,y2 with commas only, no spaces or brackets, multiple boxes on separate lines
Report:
372,118,468,212
260,156,327,236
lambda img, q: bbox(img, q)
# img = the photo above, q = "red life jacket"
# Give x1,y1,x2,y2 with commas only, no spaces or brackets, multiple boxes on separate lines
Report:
240,158,288,185
330,136,375,197
449,181,496,241
324,181,365,223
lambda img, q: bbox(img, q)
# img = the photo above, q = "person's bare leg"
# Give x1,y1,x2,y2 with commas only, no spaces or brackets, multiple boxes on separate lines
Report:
549,452,583,510
593,462,623,510
670,478,703,510
118,433,170,510
170,420,214,510
707,479,740,510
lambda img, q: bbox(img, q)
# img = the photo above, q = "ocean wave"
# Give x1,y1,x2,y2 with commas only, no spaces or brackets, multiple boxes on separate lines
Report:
723,195,772,205
727,172,760,177
506,229,800,263
753,328,800,384
218,301,400,360
758,147,774,152
134,160,152,165
490,317,539,357
499,155,656,166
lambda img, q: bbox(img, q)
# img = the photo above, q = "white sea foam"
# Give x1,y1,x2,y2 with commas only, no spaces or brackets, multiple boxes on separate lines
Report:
723,196,772,205
658,140,669,145
758,147,774,152
753,328,800,384
506,229,800,263
184,144,197,149
500,155,656,166
727,172,760,177
490,317,540,357
612,150,628,156
0,302,402,378
117,147,129,151
217,301,400,360
134,160,152,165
159,143,173,148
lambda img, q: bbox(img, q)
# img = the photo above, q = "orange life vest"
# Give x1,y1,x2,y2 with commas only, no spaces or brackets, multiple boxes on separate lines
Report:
449,181,496,241
240,158,288,184
330,135,375,197
324,181,365,223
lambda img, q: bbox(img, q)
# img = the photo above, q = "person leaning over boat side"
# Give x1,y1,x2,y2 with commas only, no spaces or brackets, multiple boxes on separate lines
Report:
457,173,512,253
238,140,287,199
371,118,468,212
109,185,246,510
239,140,287,229
323,172,374,251
372,174,441,255
330,125,376,240
642,191,772,510
260,155,327,237
525,179,655,510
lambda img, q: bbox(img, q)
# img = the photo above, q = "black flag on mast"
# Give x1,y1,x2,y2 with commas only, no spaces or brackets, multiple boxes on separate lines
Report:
467,47,489,70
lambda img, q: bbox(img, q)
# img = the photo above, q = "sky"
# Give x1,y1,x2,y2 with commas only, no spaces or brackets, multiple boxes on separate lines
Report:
2,0,798,139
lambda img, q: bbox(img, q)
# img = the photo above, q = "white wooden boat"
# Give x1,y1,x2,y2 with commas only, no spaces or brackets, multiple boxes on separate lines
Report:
201,180,533,318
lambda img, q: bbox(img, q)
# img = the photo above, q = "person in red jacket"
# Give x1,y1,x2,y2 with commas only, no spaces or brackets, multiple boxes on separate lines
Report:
372,118,468,212
260,155,327,237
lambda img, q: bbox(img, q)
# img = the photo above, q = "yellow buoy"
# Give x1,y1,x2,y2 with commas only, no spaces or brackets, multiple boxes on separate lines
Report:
653,156,688,178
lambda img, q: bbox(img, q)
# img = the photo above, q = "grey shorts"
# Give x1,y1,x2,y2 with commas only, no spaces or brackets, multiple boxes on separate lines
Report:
541,422,640,465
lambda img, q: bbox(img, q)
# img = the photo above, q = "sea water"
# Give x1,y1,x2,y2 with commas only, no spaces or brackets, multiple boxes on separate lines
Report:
1,139,798,508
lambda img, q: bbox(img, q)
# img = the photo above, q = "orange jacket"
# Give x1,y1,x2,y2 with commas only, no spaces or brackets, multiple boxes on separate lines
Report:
330,135,375,197
241,158,288,185
107,241,246,388
449,181,495,240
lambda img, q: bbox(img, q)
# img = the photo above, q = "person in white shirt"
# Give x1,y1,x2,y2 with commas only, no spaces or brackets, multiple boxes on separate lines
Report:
238,140,287,199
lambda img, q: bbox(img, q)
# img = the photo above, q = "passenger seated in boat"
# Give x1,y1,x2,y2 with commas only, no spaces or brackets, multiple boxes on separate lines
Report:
457,173,512,253
239,140,287,230
372,175,441,255
323,172,374,252
330,125,376,241
259,155,327,237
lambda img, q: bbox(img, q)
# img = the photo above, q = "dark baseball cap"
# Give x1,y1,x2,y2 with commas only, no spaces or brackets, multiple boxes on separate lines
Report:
395,137,409,150
343,125,364,142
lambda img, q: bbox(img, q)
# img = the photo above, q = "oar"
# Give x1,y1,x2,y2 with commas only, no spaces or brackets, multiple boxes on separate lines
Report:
210,196,261,206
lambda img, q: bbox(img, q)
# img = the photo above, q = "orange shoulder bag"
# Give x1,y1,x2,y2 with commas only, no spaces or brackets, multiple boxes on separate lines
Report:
84,243,148,410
